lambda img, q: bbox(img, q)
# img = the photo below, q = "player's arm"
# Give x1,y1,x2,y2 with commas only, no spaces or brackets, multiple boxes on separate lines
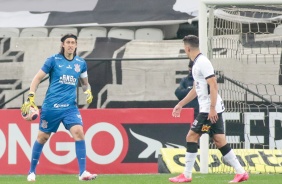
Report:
206,76,218,123
79,77,93,104
30,69,47,93
178,82,197,107
79,77,91,92
172,82,197,117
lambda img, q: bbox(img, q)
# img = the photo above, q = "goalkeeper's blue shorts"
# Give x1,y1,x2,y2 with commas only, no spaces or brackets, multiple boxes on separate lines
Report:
39,107,83,133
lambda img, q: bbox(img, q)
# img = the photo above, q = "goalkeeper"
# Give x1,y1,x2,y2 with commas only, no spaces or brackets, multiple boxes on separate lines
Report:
21,34,96,182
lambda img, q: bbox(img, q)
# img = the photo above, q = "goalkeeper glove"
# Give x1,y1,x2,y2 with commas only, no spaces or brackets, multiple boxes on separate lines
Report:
21,92,38,115
84,89,93,104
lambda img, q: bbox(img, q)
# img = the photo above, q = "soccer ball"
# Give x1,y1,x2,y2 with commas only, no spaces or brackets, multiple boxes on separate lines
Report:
21,106,39,121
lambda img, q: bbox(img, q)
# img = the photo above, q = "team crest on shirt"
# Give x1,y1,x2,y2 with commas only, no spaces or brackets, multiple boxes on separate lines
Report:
74,64,81,73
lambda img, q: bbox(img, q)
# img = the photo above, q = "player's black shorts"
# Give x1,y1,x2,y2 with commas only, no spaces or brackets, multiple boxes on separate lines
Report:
190,112,224,137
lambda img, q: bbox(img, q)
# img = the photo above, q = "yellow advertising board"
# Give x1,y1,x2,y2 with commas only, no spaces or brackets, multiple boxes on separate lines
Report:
161,148,282,174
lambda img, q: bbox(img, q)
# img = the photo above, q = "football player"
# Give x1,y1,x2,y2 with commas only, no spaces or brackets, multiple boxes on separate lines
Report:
21,34,96,181
169,35,249,183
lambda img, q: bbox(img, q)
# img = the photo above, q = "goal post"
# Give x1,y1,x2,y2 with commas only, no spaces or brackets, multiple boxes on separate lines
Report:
198,0,282,174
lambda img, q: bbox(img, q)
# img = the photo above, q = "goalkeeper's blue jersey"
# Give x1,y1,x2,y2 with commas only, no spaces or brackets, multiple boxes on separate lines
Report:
41,54,87,110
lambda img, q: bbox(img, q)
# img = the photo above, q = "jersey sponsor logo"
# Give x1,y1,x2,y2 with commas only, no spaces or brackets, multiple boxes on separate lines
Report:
66,65,72,69
76,114,82,122
74,64,81,73
77,114,82,119
196,81,200,89
192,119,198,128
55,57,62,60
221,101,225,110
59,75,77,85
58,65,64,67
53,103,70,108
201,124,211,132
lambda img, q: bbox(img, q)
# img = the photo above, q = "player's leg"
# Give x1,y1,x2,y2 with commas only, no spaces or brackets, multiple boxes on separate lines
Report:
169,114,206,183
27,130,51,181
27,108,61,182
64,108,97,181
211,114,249,183
213,134,249,183
169,129,200,183
69,125,86,174
68,125,97,181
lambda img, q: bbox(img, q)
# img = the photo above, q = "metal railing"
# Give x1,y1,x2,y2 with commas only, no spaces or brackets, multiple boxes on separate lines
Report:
0,56,188,109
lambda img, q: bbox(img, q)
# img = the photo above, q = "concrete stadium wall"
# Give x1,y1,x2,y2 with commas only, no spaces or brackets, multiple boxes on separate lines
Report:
0,37,281,108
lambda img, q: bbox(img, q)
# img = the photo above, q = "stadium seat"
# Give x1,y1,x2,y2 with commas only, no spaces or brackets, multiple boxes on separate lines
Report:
108,27,135,40
20,28,48,37
0,28,20,37
49,27,78,37
274,24,282,35
135,28,164,41
78,27,107,38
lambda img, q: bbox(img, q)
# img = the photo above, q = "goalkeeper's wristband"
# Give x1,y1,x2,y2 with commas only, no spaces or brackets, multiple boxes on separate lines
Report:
82,84,91,92
28,92,35,97
27,92,35,102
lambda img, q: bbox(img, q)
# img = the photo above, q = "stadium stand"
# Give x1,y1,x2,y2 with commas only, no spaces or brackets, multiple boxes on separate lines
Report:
97,40,184,108
0,24,281,108
78,27,107,38
274,24,282,35
0,28,20,37
135,28,164,41
0,37,95,108
108,27,135,40
49,27,78,37
161,24,180,39
20,28,48,37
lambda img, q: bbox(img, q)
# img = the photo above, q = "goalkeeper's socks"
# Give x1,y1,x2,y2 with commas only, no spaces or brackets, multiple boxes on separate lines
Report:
75,140,86,176
29,141,44,173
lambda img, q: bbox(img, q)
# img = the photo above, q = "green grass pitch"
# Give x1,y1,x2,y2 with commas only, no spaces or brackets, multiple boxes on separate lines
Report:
0,173,281,184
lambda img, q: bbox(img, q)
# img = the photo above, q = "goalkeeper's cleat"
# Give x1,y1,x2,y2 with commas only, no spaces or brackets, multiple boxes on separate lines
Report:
78,170,97,181
169,173,192,183
229,172,249,183
27,172,36,182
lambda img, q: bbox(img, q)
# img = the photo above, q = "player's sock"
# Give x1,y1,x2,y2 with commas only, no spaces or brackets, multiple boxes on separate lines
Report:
183,142,198,178
219,144,245,174
75,140,86,176
29,141,44,173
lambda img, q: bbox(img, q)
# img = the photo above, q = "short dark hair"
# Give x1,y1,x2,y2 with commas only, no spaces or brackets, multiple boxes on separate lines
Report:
183,35,199,48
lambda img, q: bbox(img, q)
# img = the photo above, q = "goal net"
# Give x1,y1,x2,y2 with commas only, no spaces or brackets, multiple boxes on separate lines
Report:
203,2,282,174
